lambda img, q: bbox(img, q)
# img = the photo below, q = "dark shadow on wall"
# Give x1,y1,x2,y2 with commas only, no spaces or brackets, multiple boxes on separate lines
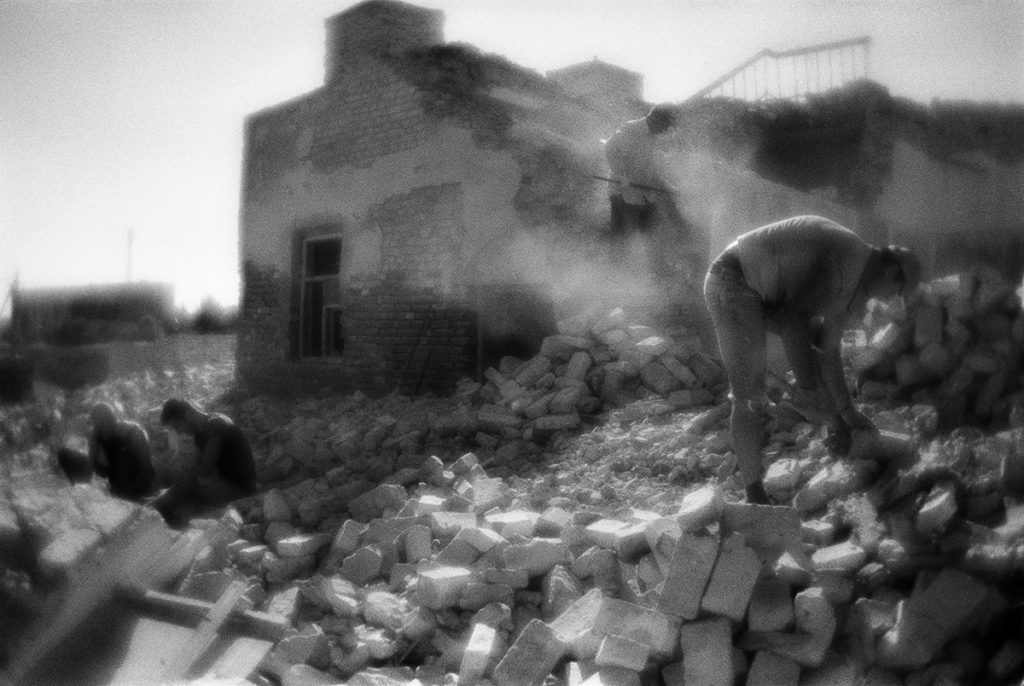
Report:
474,284,557,378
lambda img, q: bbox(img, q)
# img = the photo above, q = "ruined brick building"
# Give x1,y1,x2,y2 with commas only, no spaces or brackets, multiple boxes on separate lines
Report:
238,0,1024,395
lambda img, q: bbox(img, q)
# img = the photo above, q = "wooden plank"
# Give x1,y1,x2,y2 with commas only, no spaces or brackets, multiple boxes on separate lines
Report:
160,579,247,680
202,636,274,681
118,585,291,641
1,513,176,685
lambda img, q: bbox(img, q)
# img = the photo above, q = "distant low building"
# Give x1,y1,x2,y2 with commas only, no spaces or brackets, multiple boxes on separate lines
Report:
10,281,175,346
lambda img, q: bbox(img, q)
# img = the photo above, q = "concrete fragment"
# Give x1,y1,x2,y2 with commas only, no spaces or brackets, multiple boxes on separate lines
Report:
678,618,733,686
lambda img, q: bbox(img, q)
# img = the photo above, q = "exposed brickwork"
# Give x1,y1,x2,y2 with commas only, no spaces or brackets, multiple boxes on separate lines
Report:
326,0,443,76
311,59,432,171
370,183,465,291
237,260,291,390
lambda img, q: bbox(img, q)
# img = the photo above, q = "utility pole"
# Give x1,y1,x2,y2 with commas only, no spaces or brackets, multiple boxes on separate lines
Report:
127,227,134,282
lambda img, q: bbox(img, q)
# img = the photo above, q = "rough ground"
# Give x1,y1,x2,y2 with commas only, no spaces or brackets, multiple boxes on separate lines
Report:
3,307,1024,685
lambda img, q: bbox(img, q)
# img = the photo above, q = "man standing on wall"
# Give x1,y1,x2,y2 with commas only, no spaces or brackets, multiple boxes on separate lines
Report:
703,215,920,504
603,103,700,281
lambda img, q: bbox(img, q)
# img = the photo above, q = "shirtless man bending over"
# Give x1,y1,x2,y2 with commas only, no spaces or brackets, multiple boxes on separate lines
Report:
703,215,920,504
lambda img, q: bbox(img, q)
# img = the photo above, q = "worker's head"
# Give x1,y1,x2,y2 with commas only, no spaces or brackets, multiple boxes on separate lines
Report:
89,402,117,434
873,245,921,299
160,398,198,433
645,104,676,135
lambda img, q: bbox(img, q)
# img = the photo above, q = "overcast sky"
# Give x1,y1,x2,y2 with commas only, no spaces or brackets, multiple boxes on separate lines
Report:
1,0,1021,312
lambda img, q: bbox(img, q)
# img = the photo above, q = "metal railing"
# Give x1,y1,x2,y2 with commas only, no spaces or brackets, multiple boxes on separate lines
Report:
691,36,871,102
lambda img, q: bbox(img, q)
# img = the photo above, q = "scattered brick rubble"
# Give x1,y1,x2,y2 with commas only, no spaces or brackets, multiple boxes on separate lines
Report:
3,270,1024,684
847,266,1024,427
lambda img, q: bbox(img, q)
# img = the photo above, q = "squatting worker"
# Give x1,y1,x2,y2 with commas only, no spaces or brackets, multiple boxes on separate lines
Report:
703,215,920,504
151,398,257,522
57,402,156,500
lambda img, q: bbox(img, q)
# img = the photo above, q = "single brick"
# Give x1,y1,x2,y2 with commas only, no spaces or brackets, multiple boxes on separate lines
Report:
503,538,573,577
492,619,567,686
593,597,679,659
658,532,719,620
746,651,800,686
459,622,498,684
700,533,761,622
811,540,867,575
675,484,724,532
678,618,733,686
416,566,473,610
485,510,540,538
747,579,794,632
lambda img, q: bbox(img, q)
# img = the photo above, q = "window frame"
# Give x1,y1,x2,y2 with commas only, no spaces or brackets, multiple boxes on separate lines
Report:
298,233,343,360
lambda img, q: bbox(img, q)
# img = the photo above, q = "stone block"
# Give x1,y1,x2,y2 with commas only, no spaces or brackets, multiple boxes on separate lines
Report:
264,521,298,546
416,566,474,610
876,568,988,669
678,618,733,686
700,533,761,622
746,651,801,686
537,506,573,536
811,540,867,575
263,551,315,584
328,519,367,560
516,355,554,387
549,587,605,646
748,579,794,632
579,667,641,686
459,622,498,684
503,537,573,577
492,619,568,686
593,597,679,659
595,634,649,671
339,545,383,585
436,538,481,566
675,484,724,532
658,532,719,620
721,503,801,553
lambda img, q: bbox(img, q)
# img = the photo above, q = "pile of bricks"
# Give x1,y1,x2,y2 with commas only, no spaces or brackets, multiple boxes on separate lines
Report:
471,307,725,445
846,267,1024,426
173,439,1024,686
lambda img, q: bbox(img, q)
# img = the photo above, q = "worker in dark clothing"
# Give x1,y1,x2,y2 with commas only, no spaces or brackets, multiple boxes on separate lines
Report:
151,398,257,522
56,402,155,500
703,215,920,504
604,103,704,286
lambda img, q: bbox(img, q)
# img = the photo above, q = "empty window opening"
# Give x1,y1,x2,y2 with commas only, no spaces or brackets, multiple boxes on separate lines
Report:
301,236,344,358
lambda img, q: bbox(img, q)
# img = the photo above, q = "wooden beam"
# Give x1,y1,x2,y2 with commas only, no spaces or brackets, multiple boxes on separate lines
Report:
160,580,247,681
118,585,290,641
